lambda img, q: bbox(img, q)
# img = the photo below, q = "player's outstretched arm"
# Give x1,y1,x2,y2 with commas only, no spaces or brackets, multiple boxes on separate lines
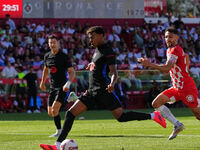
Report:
138,57,174,73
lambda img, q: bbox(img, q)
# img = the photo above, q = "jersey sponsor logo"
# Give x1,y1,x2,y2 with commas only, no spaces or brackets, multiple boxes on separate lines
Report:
186,95,194,102
50,66,57,73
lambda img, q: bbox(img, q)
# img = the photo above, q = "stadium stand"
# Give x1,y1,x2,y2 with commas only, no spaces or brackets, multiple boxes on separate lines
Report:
0,16,200,112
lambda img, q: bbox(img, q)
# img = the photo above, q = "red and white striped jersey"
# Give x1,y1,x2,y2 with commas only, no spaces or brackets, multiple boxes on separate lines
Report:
166,45,196,91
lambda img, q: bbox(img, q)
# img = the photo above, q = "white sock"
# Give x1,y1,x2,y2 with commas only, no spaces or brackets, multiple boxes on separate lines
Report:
55,141,61,149
150,113,155,120
157,105,178,125
57,129,61,134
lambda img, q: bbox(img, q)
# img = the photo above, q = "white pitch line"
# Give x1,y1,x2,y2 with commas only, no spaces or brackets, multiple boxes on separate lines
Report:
0,133,49,135
1,133,200,137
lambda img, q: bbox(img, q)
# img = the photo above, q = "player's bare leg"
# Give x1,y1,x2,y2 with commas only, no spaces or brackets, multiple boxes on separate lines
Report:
190,107,200,120
49,102,62,137
40,100,87,150
47,106,53,117
152,93,184,140
112,107,166,128
52,101,62,117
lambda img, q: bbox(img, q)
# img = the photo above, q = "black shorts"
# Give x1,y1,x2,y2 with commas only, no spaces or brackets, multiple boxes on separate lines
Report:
79,89,121,111
48,88,70,106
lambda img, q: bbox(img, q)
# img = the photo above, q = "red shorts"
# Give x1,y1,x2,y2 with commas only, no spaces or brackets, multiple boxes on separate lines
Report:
162,87,200,108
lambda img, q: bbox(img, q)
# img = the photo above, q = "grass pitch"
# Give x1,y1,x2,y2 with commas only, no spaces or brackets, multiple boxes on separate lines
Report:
0,108,200,150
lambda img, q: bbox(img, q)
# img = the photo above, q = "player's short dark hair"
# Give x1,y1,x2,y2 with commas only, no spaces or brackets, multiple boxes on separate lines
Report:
86,26,105,36
165,26,178,35
48,35,59,41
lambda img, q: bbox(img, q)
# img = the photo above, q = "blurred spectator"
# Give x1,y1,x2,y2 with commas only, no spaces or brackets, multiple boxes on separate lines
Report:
24,66,40,113
22,56,32,66
5,14,16,31
189,52,199,63
108,30,120,43
77,72,89,93
74,21,83,33
66,23,75,34
112,41,120,54
145,81,161,108
134,28,144,48
33,55,43,67
81,21,90,33
190,63,200,78
119,56,129,70
0,95,14,113
112,20,122,35
0,26,4,36
18,20,28,33
164,16,173,29
1,61,17,78
1,37,13,48
173,15,184,29
36,21,45,33
129,55,141,70
156,42,166,62
144,37,155,57
13,93,26,112
24,32,33,45
16,66,26,98
38,32,46,46
75,45,84,60
121,21,131,34
37,64,44,79
117,50,127,63
0,54,5,66
7,52,15,64
77,54,89,70
128,71,142,89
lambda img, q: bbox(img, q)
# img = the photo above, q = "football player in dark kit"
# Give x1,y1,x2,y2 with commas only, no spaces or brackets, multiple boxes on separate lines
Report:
40,35,75,137
40,26,166,150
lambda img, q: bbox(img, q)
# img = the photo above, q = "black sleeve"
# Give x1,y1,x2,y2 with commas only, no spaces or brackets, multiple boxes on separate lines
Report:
105,45,116,65
64,54,73,69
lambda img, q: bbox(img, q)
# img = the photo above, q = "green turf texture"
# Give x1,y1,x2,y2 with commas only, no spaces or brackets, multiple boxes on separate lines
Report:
0,108,200,150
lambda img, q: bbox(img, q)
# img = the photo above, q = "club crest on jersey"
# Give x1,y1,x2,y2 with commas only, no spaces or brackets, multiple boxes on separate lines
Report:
50,66,57,73
186,95,194,102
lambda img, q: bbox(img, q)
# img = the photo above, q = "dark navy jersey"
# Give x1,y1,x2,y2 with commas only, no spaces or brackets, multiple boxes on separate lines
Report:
44,50,72,89
89,43,116,91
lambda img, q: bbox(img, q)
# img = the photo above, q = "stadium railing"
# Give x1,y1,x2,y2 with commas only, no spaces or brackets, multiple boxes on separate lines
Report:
0,70,199,109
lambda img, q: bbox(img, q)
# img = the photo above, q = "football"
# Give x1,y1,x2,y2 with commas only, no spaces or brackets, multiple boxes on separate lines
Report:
60,139,78,150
